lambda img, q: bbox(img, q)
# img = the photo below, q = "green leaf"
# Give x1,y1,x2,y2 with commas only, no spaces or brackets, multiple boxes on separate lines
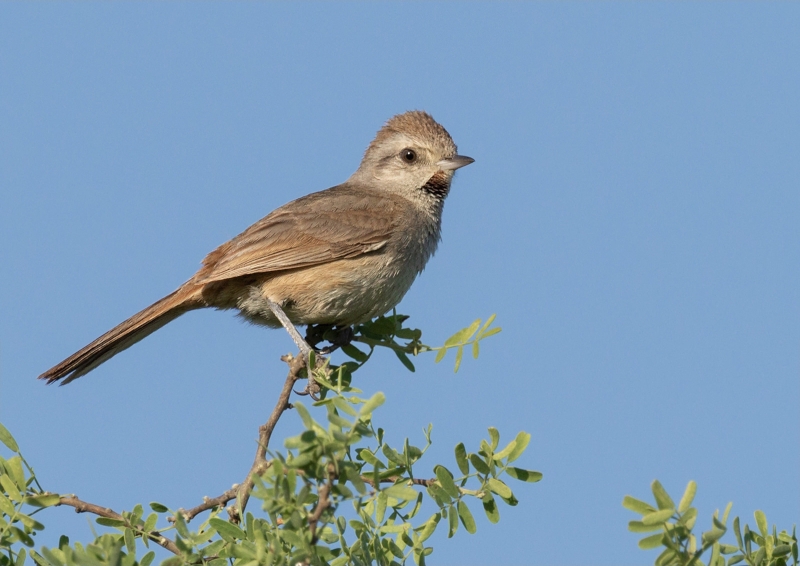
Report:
651,480,675,510
327,410,353,429
376,492,387,524
15,548,26,566
382,445,405,465
754,510,768,536
623,495,656,515
395,327,420,340
469,454,490,475
12,527,34,548
124,528,135,554
382,483,418,502
478,314,497,336
0,423,19,453
457,501,477,534
6,457,26,489
629,521,665,533
294,402,314,429
472,341,479,359
435,466,460,499
505,467,542,483
709,542,721,566
131,503,144,524
447,505,458,538
655,548,677,566
25,494,61,508
722,501,733,524
454,443,469,475
143,513,157,533
209,518,246,541
506,431,530,463
358,448,382,467
0,492,16,515
482,494,500,524
493,439,517,461
642,508,675,525
341,343,369,362
394,351,416,372
733,517,743,549
174,515,190,539
360,392,386,416
149,502,168,513
427,483,451,506
480,327,502,339
678,480,696,513
679,506,698,530
444,320,481,347
703,529,726,545
417,513,440,543
454,346,464,372
0,474,22,501
639,533,666,550
140,552,155,566
434,348,447,364
17,514,44,531
95,517,126,527
39,548,62,566
346,466,367,495
486,478,512,499
773,544,792,557
331,396,359,417
488,427,500,450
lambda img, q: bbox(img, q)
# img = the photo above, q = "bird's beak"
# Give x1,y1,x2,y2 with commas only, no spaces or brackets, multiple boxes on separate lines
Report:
437,155,475,171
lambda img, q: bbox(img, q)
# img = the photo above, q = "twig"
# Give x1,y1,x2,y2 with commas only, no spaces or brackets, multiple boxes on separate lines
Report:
307,482,331,544
58,495,180,555
177,489,238,523
231,353,305,522
177,353,314,524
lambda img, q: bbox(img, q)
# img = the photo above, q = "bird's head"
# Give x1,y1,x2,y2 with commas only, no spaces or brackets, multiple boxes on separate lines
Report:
350,111,474,203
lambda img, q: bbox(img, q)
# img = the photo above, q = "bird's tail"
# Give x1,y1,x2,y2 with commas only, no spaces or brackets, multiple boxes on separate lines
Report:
39,285,203,385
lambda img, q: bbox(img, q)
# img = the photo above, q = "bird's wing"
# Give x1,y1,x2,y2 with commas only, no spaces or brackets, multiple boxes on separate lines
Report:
195,186,401,284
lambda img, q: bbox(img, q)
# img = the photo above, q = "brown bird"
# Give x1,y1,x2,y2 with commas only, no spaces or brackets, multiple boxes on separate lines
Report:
40,111,474,385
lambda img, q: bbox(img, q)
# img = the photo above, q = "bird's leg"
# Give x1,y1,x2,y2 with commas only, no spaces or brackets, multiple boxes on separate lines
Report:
265,299,320,397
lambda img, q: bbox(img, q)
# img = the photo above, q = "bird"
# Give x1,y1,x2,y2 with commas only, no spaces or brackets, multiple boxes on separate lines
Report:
39,110,474,385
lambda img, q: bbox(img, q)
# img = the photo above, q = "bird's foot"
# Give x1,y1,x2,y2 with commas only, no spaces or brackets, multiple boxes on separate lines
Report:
306,324,355,355
295,348,323,400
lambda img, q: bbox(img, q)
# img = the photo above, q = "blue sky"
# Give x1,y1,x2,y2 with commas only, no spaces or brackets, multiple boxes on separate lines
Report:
1,3,797,565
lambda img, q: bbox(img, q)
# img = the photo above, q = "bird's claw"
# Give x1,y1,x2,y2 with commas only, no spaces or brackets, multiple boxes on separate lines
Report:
306,324,355,355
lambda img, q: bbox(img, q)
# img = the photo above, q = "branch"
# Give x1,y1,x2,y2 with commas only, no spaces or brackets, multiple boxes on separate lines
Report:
58,495,181,555
231,353,305,522
307,482,331,544
177,489,238,523
176,353,310,524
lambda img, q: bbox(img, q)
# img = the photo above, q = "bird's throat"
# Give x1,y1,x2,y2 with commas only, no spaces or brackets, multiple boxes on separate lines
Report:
419,171,451,200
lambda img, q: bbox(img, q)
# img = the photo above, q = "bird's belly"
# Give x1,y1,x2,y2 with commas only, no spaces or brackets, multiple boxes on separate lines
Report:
236,254,419,327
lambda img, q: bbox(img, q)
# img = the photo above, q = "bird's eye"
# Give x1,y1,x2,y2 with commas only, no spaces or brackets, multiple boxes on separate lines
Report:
401,149,417,163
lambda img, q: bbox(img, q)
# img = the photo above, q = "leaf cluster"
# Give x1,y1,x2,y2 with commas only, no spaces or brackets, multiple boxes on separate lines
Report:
345,313,501,374
625,480,798,566
0,321,538,566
